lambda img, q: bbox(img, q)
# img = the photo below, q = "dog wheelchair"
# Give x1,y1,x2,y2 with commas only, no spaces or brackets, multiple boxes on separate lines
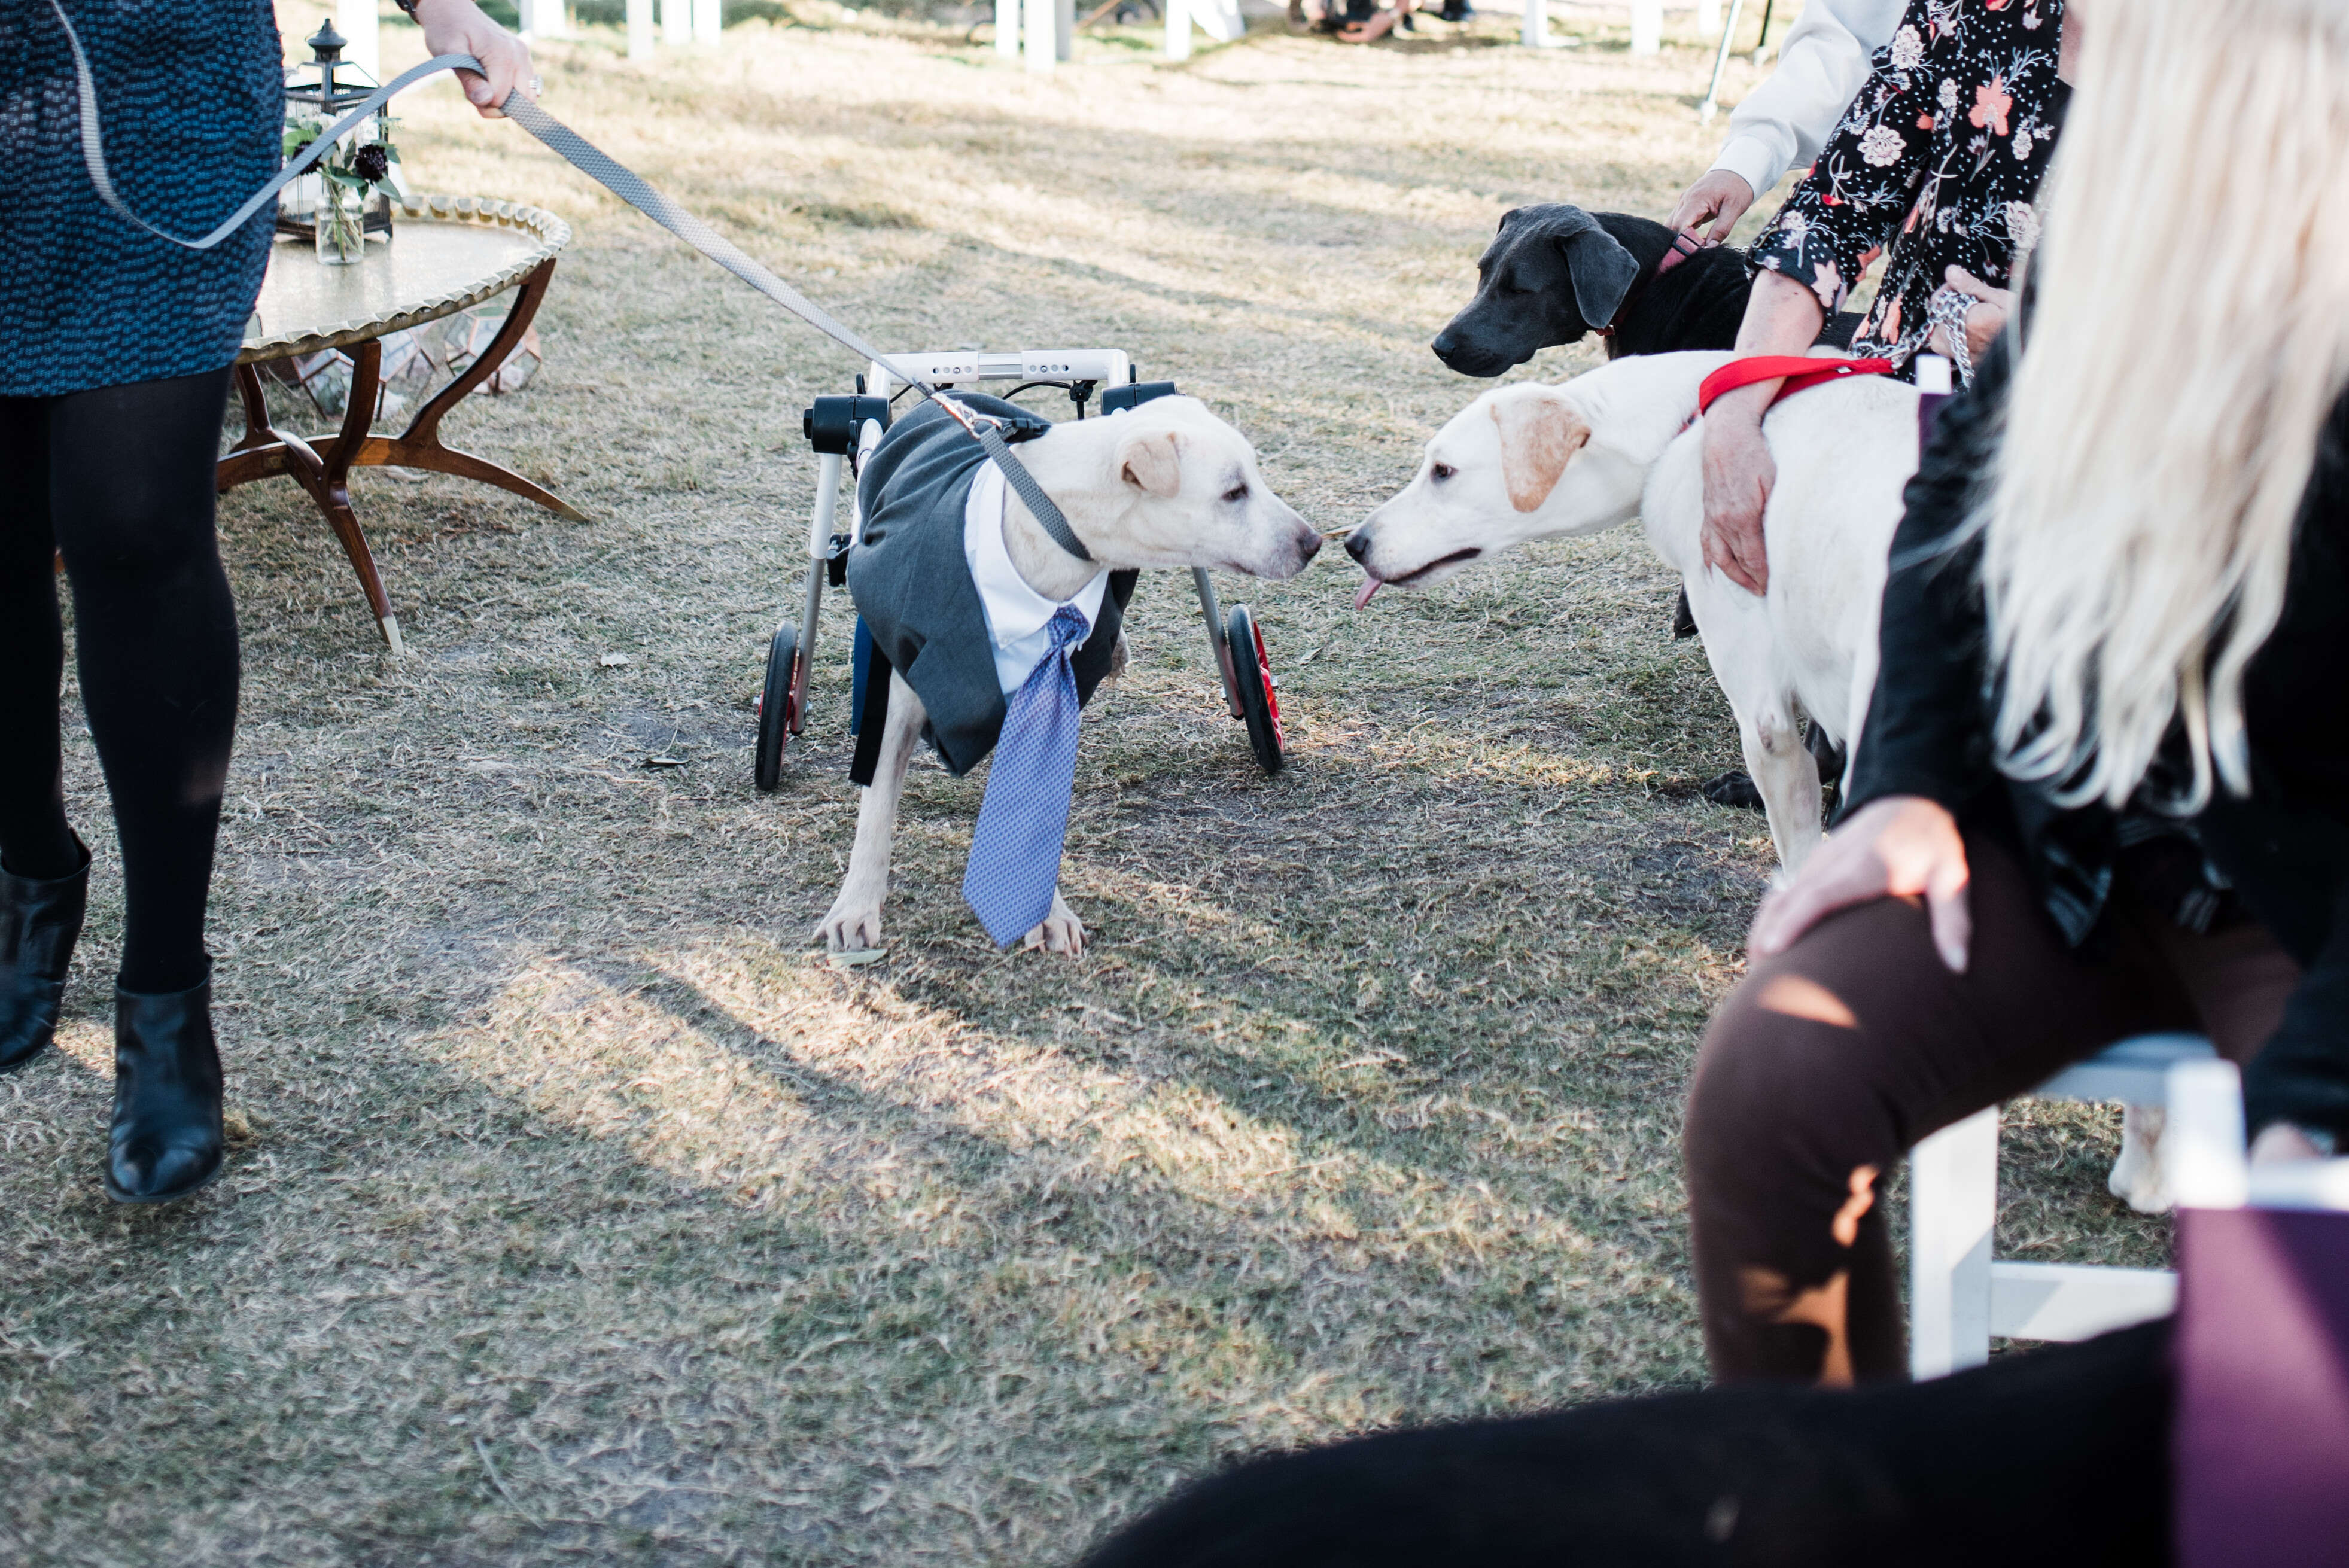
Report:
754,347,1288,789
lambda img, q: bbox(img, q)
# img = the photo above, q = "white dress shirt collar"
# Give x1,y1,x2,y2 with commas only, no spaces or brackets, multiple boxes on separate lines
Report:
963,463,1109,696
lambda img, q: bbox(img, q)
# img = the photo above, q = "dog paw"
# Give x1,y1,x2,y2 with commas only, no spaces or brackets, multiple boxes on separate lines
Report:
814,894,885,954
1702,769,1767,812
1106,633,1130,683
2108,1106,2172,1214
1021,891,1085,958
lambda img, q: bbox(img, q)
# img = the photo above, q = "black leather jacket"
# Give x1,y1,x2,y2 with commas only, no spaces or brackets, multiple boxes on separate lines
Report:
1846,336,2349,1143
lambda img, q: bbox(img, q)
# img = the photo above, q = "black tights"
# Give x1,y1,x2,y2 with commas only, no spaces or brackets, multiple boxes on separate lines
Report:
0,369,241,995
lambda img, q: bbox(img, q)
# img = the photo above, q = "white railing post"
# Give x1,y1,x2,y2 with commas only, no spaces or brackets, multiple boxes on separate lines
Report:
694,0,723,45
1521,0,1549,48
343,1,382,78
995,0,1021,57
664,0,691,47
1024,0,1056,70
1055,0,1074,57
1696,0,1719,35
1630,0,1661,54
1166,0,1192,59
627,0,656,57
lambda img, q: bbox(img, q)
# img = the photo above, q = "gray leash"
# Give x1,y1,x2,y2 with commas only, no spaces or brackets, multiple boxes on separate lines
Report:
45,0,1094,564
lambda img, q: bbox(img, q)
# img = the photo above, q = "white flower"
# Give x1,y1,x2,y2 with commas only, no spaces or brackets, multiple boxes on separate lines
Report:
1889,24,1925,69
2006,200,2041,255
1939,78,1959,114
1860,124,1907,167
2012,126,2035,161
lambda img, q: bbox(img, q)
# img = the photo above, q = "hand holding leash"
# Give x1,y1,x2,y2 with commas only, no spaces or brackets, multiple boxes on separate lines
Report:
408,0,538,118
1924,266,2013,385
1666,169,1757,248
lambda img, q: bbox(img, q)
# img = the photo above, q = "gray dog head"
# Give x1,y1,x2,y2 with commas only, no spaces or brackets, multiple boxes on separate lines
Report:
1430,205,1644,377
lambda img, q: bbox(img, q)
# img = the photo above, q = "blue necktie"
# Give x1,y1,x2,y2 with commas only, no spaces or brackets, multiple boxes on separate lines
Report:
964,604,1091,947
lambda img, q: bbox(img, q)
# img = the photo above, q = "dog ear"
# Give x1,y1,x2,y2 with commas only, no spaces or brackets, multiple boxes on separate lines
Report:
1489,391,1590,513
1117,430,1183,499
1558,223,1641,329
1496,206,1523,233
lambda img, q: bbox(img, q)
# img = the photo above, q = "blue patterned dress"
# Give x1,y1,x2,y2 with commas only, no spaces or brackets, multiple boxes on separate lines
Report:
1,0,283,398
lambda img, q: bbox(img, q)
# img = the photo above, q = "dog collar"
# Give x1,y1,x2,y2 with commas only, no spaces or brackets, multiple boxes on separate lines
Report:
1655,230,1704,276
1595,231,1708,340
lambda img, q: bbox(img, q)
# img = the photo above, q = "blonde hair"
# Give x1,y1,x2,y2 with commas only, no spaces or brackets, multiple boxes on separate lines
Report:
1983,0,2349,810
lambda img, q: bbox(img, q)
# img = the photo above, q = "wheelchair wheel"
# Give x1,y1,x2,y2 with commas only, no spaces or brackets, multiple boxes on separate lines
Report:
1225,604,1285,775
755,621,800,792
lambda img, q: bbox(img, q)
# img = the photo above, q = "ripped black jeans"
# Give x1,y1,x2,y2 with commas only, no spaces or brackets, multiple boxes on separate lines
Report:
1685,834,2296,1382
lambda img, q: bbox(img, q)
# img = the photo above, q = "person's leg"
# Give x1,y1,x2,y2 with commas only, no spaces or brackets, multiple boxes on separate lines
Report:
0,397,80,881
46,369,241,997
45,368,240,1202
0,396,93,1073
1684,834,2193,1383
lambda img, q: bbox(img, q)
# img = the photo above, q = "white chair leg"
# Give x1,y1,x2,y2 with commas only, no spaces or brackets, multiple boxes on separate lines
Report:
2167,1058,2250,1210
1910,1106,1998,1379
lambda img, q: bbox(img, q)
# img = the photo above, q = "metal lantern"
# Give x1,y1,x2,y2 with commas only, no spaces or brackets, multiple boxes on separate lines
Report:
279,19,395,249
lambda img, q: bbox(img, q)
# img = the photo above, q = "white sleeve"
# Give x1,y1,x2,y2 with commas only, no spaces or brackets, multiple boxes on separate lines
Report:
1708,0,1910,200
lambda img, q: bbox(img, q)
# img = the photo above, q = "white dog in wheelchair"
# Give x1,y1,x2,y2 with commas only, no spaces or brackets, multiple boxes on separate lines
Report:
815,395,1320,958
1346,351,2177,1213
1346,351,1916,874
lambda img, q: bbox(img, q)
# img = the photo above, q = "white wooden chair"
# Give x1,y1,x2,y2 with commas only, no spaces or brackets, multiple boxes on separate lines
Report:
1908,1032,2217,1379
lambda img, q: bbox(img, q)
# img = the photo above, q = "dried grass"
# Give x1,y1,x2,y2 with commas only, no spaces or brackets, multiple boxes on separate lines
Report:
0,6,2168,1563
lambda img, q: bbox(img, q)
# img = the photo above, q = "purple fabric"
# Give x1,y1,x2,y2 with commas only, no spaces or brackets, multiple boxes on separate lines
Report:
2174,1207,2349,1566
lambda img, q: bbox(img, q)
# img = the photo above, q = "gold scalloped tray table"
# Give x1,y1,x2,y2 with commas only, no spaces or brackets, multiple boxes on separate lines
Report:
220,198,579,655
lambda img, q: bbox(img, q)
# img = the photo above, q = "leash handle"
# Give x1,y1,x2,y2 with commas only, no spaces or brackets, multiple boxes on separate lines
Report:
48,0,477,252
1696,355,1897,416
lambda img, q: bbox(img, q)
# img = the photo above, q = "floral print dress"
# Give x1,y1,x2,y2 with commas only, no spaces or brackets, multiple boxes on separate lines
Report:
1748,0,2067,380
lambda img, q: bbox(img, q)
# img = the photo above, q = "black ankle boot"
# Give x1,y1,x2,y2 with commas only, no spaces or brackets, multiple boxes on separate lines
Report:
105,973,225,1204
1,842,90,1073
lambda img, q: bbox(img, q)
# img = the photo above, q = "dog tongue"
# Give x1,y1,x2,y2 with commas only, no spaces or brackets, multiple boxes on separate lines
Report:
1353,577,1382,611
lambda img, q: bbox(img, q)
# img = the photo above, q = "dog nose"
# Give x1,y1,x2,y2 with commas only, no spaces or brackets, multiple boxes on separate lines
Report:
1430,330,1458,361
1298,528,1323,561
1343,528,1371,563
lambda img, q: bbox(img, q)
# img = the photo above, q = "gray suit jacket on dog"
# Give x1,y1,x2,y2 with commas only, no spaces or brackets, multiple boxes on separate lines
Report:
848,394,1130,778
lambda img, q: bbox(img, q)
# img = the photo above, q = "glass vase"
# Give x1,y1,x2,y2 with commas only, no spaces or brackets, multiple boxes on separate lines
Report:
315,179,367,266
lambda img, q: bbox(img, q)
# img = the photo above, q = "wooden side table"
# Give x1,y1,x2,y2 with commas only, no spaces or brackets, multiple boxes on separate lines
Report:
218,196,580,655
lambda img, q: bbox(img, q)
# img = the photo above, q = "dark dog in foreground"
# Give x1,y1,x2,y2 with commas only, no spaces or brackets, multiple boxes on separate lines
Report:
1431,205,1754,376
1078,1324,2165,1568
